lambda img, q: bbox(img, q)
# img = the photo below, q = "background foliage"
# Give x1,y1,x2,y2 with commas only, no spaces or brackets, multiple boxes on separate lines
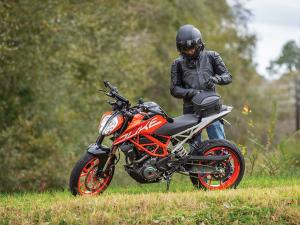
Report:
0,0,298,192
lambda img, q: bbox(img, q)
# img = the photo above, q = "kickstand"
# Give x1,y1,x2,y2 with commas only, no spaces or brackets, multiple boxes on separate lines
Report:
164,173,172,192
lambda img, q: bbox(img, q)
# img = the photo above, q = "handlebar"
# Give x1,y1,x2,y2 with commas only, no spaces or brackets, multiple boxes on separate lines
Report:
104,80,117,91
103,80,130,105
102,80,173,123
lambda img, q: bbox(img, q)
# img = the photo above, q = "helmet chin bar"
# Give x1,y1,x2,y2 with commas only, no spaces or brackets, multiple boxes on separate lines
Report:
179,41,205,60
181,46,203,61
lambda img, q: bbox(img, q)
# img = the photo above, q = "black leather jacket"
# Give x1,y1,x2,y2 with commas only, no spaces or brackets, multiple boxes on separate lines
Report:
170,50,232,113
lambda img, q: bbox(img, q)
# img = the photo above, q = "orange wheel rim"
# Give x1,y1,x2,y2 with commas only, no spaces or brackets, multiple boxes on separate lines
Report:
77,157,112,195
197,147,240,190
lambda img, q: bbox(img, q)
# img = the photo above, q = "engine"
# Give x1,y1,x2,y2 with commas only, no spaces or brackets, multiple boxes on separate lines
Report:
120,143,163,183
126,157,163,183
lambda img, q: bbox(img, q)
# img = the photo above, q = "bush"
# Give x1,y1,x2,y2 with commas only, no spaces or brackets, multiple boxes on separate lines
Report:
0,117,74,192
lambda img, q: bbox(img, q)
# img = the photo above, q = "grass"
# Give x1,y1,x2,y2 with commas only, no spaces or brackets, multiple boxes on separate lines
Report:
107,174,300,194
0,176,299,225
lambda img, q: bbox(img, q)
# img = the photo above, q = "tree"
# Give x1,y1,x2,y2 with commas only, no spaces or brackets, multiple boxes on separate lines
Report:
267,40,300,74
0,0,266,191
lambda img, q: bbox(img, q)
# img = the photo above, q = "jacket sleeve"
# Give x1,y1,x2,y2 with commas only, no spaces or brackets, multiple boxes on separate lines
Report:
211,51,232,85
170,60,196,99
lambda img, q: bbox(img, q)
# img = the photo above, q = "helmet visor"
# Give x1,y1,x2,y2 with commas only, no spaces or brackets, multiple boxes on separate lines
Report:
177,38,201,52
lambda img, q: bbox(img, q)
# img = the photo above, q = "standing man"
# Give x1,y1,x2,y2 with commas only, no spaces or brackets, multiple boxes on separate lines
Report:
170,24,232,144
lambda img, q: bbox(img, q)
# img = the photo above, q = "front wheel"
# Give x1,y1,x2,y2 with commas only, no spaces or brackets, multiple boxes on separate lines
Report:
189,139,245,190
69,152,115,196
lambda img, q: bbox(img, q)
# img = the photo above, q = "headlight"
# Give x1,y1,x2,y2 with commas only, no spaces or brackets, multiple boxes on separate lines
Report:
98,112,124,136
98,114,112,134
101,116,119,135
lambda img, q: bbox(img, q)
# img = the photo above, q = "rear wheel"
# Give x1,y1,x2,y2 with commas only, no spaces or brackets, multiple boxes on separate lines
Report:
69,153,114,196
189,139,245,190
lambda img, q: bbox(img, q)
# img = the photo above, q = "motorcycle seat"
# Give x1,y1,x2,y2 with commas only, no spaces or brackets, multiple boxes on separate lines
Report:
155,114,200,136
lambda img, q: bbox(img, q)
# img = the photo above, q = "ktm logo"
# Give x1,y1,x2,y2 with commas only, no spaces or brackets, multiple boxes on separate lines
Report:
118,117,162,142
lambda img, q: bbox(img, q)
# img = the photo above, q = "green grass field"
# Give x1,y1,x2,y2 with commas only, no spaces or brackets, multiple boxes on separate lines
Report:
0,176,299,225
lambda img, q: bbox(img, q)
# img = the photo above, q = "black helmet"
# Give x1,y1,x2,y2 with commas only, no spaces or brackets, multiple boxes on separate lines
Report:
176,24,204,59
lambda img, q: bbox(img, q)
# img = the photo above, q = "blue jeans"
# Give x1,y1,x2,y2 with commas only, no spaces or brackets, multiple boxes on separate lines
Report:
206,120,226,140
190,120,225,150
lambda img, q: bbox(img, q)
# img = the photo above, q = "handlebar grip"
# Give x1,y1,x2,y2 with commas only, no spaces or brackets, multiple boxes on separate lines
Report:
104,80,113,89
104,80,119,92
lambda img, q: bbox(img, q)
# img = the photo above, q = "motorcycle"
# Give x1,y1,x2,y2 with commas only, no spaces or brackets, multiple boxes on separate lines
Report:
69,81,245,196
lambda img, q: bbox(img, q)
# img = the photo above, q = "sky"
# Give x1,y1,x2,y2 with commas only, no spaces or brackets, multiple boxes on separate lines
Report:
227,0,300,79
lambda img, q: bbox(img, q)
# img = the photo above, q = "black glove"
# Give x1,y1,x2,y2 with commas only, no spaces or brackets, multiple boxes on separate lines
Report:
206,76,221,89
187,89,200,99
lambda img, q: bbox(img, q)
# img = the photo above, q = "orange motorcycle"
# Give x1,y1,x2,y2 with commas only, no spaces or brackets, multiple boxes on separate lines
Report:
69,81,245,196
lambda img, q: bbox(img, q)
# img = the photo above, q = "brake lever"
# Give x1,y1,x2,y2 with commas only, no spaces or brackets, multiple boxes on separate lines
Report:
106,92,113,97
106,100,116,105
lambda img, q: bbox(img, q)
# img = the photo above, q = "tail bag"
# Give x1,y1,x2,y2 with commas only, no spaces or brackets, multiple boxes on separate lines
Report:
191,91,221,117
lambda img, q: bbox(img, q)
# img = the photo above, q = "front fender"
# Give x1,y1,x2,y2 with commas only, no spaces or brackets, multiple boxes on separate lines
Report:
87,143,110,157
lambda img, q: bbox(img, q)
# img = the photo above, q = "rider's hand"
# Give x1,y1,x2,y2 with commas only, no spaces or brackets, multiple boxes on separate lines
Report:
187,89,200,99
206,76,221,89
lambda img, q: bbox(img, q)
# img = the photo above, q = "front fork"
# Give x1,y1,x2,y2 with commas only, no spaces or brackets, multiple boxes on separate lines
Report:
96,135,105,146
100,145,118,175
91,135,118,178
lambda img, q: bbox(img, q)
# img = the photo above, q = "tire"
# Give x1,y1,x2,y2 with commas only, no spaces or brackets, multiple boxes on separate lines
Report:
69,152,115,196
189,139,245,190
